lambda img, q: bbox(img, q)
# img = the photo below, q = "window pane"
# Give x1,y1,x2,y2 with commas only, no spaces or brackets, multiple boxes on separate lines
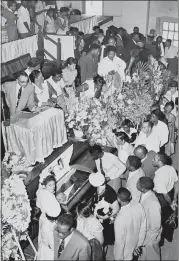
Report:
174,41,178,47
174,32,178,40
175,23,178,31
168,31,174,40
163,22,168,30
169,23,174,31
162,31,168,39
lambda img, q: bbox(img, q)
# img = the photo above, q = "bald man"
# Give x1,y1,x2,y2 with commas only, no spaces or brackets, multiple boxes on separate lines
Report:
137,177,161,260
134,145,157,179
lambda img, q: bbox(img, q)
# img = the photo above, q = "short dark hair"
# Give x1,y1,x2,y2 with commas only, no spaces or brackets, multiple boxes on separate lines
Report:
166,39,172,44
93,74,106,85
93,25,100,31
106,45,116,54
88,144,103,155
117,187,132,202
42,174,56,186
69,27,79,33
134,26,139,30
135,145,148,155
65,57,76,67
7,0,16,8
115,131,129,142
76,202,91,218
57,213,74,229
170,80,178,88
118,27,125,32
151,109,162,120
157,152,170,165
122,119,133,128
27,57,40,68
17,70,29,79
78,31,84,37
156,36,162,41
90,43,100,51
138,177,154,190
51,67,62,77
143,120,153,129
99,29,104,34
128,155,142,170
29,70,41,83
165,101,175,110
60,7,69,13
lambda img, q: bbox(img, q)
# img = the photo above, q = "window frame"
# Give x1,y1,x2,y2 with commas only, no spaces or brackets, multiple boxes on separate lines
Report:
156,16,178,46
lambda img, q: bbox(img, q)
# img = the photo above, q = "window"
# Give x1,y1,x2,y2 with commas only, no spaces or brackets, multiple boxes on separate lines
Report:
161,20,178,47
85,1,103,15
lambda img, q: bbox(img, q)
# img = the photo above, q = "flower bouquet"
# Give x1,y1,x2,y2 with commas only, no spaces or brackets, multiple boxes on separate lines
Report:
2,175,31,260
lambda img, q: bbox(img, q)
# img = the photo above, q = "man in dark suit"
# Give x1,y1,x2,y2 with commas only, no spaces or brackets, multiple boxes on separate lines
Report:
54,213,91,260
124,32,139,52
131,26,144,41
102,36,130,63
116,27,125,47
134,145,157,179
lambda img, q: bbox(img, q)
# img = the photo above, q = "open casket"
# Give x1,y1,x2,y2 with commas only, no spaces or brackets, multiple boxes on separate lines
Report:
39,145,93,211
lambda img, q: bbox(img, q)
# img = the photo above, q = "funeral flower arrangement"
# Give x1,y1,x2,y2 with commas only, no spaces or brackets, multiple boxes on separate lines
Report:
2,175,31,260
66,96,113,146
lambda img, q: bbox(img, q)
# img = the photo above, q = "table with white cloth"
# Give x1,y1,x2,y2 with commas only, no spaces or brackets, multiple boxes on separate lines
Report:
71,16,98,34
2,108,68,165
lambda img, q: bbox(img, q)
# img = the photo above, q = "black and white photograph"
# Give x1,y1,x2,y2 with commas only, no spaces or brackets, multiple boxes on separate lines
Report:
1,0,178,260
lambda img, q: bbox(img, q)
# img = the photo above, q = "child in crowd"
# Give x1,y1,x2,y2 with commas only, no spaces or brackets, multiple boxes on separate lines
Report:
44,8,56,33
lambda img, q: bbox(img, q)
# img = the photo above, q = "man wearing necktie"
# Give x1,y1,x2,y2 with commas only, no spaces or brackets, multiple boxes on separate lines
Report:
89,145,126,193
54,213,91,260
2,71,38,120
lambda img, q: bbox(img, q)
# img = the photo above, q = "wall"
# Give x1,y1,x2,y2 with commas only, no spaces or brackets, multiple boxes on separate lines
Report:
148,1,178,33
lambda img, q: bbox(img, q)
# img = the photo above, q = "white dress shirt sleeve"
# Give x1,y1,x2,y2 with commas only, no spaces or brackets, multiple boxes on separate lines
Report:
137,205,147,247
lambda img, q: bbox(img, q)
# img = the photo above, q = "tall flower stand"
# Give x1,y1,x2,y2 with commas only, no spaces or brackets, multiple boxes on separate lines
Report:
11,228,37,261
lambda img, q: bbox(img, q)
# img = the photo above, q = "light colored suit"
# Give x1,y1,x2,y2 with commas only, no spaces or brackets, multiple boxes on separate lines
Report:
2,81,36,118
140,191,162,260
114,202,147,261
141,151,158,179
126,168,145,204
54,229,91,260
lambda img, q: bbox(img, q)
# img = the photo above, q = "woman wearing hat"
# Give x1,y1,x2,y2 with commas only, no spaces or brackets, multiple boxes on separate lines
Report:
36,174,61,260
89,172,120,248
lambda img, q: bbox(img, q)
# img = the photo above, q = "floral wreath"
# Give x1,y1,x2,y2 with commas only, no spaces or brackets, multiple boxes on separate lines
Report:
2,174,31,260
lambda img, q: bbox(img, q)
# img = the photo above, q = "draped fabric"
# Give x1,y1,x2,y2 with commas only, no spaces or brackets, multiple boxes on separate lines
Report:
2,108,67,165
1,35,38,63
71,16,98,34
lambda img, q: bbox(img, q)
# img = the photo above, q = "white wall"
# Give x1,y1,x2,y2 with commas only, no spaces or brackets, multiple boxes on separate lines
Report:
148,1,178,32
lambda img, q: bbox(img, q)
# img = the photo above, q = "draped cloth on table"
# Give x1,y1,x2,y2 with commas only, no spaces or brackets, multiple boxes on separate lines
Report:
1,35,38,63
2,108,67,165
71,16,98,34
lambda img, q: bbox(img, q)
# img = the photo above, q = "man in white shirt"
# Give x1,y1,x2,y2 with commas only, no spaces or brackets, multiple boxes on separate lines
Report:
150,109,169,152
152,152,178,244
98,45,126,82
114,187,146,261
126,155,145,204
137,177,162,260
165,39,178,59
54,213,91,260
17,0,31,38
89,145,126,192
135,120,160,153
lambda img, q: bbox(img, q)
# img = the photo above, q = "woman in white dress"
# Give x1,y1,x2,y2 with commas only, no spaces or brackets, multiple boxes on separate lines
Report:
76,202,103,260
36,174,61,260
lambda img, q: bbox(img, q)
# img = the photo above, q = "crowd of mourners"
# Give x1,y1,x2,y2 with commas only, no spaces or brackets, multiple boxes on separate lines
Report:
1,2,178,261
